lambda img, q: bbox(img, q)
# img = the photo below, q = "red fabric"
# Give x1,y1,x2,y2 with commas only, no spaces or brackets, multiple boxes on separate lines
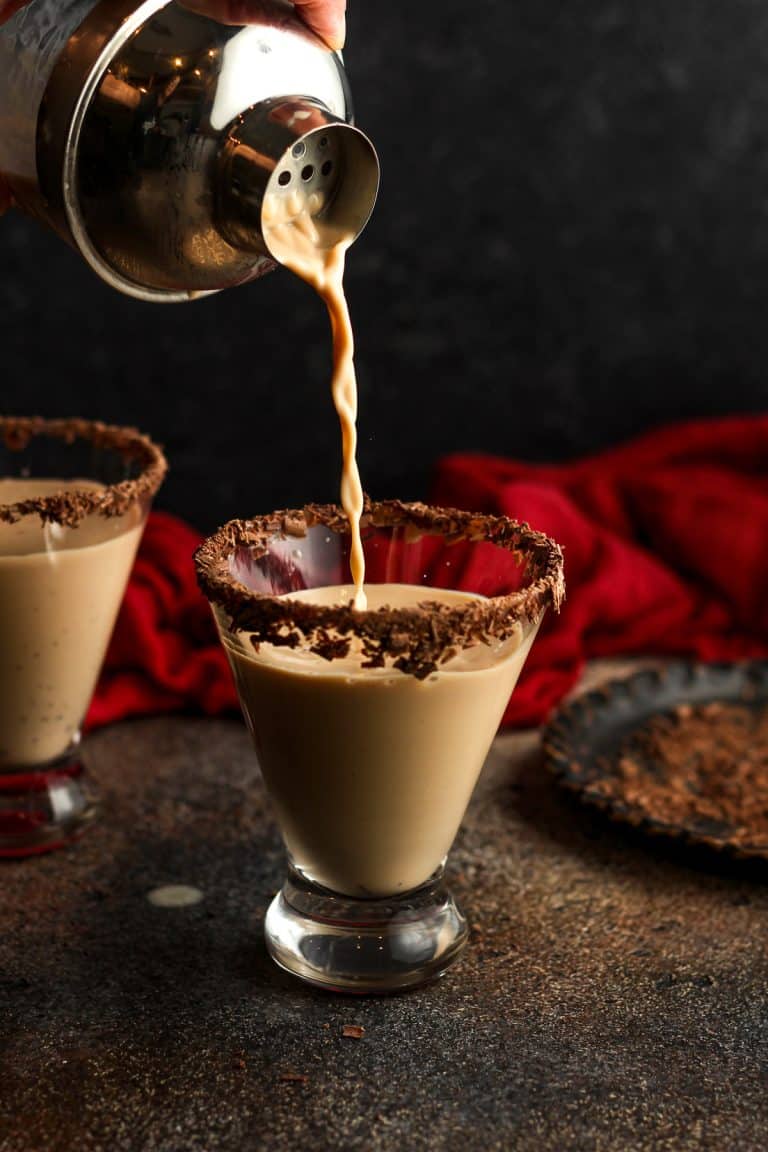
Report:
88,414,768,733
431,414,768,727
86,512,237,730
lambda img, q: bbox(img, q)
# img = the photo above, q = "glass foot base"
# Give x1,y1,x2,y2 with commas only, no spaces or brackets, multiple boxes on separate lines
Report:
264,868,468,994
0,758,98,858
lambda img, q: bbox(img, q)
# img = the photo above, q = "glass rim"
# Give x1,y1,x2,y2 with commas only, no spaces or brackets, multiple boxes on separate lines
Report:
0,416,168,527
195,499,565,679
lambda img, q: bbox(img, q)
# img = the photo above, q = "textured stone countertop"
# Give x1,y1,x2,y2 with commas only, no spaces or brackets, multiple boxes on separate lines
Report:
2,666,767,1152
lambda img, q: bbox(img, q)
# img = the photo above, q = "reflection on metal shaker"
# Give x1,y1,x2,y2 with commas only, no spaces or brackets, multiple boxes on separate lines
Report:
0,0,379,301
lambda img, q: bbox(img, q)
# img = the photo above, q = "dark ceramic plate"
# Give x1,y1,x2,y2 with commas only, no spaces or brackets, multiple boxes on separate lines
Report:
541,661,768,860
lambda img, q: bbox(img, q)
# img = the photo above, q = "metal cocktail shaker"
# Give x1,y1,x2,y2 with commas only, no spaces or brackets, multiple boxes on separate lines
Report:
0,0,379,302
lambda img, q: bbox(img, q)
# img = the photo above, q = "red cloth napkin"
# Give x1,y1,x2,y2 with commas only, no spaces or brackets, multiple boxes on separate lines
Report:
86,512,237,730
432,414,768,727
88,414,768,733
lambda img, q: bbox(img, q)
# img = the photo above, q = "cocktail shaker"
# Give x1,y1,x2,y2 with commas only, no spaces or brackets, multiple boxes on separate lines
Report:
0,0,379,301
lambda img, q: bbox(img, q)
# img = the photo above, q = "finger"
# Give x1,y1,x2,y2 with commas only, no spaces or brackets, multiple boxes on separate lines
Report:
178,0,345,50
292,0,345,50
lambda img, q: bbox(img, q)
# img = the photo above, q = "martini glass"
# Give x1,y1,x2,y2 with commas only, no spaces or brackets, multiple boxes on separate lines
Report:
196,500,563,993
0,417,166,857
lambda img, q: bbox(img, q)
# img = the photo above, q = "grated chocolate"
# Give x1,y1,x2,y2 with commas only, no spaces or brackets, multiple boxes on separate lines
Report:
195,499,565,680
0,417,168,527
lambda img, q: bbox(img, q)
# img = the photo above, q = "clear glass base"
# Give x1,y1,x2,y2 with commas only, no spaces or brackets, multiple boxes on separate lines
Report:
264,866,468,994
0,752,98,858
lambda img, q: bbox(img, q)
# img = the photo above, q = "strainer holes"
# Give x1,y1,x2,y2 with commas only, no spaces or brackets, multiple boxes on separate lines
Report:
291,142,306,159
301,164,315,181
319,136,329,148
321,160,333,177
278,170,291,186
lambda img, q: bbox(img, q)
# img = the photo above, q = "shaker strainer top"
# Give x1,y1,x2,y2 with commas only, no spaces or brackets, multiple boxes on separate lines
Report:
218,97,379,259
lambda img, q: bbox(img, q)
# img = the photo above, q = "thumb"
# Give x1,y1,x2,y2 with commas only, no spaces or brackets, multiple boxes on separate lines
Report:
292,0,345,51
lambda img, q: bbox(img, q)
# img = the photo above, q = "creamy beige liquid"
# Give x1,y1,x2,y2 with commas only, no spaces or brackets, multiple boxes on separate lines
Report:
263,193,366,609
0,479,145,766
218,584,538,898
254,179,540,897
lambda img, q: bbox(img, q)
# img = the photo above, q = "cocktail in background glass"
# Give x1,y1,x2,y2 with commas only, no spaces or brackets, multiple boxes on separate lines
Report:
196,500,564,993
0,417,166,857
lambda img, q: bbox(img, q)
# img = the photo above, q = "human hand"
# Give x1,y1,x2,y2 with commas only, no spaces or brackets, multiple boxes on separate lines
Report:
0,0,346,41
179,0,346,50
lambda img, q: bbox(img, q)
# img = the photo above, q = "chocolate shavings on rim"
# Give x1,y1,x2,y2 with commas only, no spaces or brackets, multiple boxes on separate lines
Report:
194,499,565,680
0,417,168,527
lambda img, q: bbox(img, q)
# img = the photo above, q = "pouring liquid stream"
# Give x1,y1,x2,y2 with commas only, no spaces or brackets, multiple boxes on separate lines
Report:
263,191,367,610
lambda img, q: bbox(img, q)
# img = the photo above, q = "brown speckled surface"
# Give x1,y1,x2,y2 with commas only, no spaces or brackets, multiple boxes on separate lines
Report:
2,670,768,1151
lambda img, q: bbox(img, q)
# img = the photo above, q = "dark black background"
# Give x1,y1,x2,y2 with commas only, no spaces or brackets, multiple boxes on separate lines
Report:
2,0,768,532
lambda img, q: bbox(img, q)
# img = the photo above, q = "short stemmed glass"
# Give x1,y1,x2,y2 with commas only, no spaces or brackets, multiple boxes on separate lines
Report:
196,500,563,993
0,417,166,857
